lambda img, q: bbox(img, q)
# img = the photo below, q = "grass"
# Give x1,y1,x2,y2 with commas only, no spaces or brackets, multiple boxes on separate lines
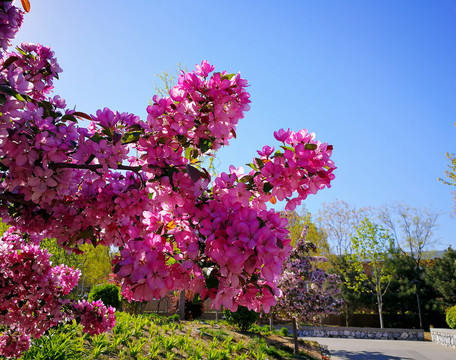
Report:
15,313,324,360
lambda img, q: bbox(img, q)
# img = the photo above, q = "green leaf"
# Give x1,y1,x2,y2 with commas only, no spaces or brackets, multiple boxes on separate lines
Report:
254,158,264,169
305,143,318,150
205,273,219,289
127,124,143,131
0,85,15,97
16,47,27,56
0,94,6,106
0,162,8,172
281,145,295,152
247,163,258,171
184,147,193,161
121,131,141,145
221,73,236,80
90,133,102,144
199,138,212,154
262,182,273,194
239,175,253,184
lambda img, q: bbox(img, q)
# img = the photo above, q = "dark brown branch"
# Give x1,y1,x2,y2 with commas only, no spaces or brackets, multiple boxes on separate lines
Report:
49,162,142,172
0,192,30,205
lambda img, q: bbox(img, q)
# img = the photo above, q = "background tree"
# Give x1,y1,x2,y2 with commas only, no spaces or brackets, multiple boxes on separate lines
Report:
378,202,439,269
424,247,456,311
40,238,114,297
344,218,395,328
282,207,330,255
382,249,441,328
318,199,371,256
274,228,342,355
328,254,376,326
439,147,456,215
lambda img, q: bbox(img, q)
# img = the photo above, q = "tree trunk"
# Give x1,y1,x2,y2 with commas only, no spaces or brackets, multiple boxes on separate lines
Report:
292,317,299,356
416,288,423,329
178,290,185,320
377,293,384,329
270,313,274,332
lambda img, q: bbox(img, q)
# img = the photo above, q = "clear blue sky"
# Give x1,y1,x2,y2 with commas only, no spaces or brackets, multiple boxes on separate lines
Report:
12,0,456,249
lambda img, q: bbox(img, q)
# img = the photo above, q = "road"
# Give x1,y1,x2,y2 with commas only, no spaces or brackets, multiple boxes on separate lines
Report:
304,337,456,360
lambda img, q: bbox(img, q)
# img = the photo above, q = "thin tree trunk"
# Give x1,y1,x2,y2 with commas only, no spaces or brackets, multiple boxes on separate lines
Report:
178,290,185,320
416,288,423,329
292,317,299,356
377,293,384,329
270,313,274,332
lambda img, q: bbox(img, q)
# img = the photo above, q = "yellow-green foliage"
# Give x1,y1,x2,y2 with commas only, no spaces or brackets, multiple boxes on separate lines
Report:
446,305,456,329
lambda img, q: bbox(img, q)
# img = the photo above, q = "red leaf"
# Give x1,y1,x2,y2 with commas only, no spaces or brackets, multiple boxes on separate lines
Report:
21,0,30,13
73,111,92,120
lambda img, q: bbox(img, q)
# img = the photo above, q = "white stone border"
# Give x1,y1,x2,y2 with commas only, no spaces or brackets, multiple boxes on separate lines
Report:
430,328,456,348
299,326,424,341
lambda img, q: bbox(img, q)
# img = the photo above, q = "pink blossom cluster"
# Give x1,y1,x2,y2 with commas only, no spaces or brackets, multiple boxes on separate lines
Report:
0,227,115,358
72,299,116,336
0,331,30,359
0,1,337,355
146,60,250,156
0,42,62,100
0,227,73,340
0,1,23,51
274,228,343,325
257,128,336,211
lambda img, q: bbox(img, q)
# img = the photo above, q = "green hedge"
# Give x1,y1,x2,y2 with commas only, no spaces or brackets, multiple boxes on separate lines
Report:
88,283,121,310
224,305,259,331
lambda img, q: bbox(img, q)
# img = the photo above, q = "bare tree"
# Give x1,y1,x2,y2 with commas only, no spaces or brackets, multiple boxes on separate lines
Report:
378,202,439,268
317,200,371,255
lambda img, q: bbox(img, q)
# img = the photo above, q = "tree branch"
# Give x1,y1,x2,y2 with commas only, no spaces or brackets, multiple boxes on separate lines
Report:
0,192,29,205
49,162,142,172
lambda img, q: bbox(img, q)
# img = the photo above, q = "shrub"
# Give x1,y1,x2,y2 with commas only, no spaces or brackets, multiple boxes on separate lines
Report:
88,283,121,310
279,327,289,336
223,306,259,331
446,305,456,329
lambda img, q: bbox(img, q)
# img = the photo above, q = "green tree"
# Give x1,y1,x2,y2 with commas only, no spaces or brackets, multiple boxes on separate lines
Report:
382,250,440,328
283,207,330,255
40,238,114,297
424,247,456,310
440,146,456,215
344,218,395,328
328,255,376,326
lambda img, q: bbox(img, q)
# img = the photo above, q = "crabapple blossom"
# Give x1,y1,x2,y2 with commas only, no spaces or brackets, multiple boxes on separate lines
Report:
0,227,116,358
72,299,116,336
0,1,336,356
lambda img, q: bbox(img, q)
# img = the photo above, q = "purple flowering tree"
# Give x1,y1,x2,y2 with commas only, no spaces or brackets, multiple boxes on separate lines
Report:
274,227,343,355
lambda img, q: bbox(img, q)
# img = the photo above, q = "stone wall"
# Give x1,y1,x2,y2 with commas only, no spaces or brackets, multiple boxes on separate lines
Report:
299,326,424,341
430,328,456,348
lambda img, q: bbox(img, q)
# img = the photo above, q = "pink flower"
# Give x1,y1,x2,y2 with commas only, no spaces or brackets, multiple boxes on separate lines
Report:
273,128,291,142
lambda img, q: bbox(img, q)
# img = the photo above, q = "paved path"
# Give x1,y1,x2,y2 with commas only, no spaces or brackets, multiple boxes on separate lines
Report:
304,337,456,360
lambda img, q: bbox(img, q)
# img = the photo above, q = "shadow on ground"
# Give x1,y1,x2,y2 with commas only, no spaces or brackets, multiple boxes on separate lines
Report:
330,350,414,360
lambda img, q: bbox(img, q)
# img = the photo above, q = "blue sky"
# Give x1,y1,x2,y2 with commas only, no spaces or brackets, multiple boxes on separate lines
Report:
12,0,456,249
